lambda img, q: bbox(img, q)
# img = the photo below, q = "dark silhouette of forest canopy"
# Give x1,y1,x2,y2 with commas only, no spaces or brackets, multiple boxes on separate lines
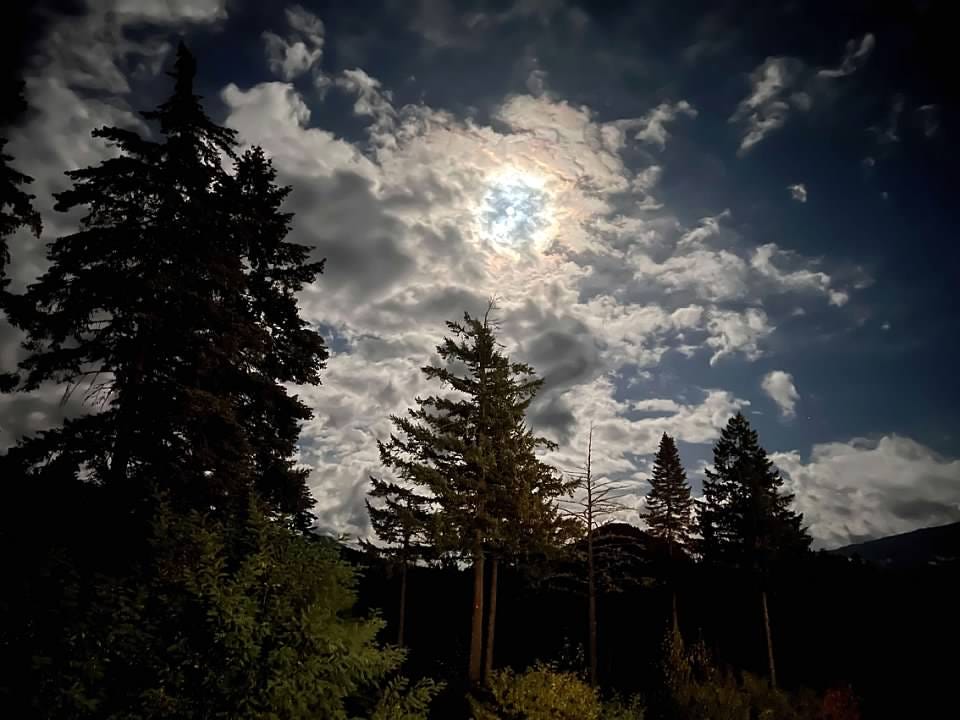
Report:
0,45,956,720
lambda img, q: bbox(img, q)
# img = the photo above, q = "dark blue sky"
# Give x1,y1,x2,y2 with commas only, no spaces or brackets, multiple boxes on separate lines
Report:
3,0,958,546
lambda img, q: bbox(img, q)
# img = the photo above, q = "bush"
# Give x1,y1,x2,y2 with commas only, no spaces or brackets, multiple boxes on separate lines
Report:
469,663,603,720
601,693,646,720
17,500,440,719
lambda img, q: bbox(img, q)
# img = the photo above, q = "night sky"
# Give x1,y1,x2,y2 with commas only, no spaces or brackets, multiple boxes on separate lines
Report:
2,0,958,548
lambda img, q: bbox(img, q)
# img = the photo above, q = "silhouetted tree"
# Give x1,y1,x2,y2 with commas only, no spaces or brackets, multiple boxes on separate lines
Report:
378,309,501,684
363,476,434,646
0,81,41,391
4,43,325,526
698,412,811,688
562,425,630,686
378,306,567,685
482,357,575,681
642,433,693,632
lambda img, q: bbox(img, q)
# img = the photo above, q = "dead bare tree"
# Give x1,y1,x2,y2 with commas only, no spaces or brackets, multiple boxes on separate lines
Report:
559,424,631,687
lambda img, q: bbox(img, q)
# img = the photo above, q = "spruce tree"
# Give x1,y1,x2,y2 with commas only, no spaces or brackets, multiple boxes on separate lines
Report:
4,43,325,526
698,412,811,688
643,433,693,633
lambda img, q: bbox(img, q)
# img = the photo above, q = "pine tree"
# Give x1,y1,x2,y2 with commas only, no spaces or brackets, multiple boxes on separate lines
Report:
4,44,325,526
698,412,811,688
643,433,694,633
363,476,433,646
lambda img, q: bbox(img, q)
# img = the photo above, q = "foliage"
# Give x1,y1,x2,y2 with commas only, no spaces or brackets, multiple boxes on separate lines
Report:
0,81,41,283
16,498,437,719
378,308,569,564
469,664,603,720
601,693,647,720
661,627,822,720
4,42,325,526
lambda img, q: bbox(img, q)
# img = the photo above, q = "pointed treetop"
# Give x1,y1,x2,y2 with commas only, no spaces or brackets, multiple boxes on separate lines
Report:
172,40,197,97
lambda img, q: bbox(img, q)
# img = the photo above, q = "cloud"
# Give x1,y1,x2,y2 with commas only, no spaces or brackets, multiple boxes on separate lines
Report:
705,308,772,364
751,244,848,306
730,57,808,154
787,183,807,203
732,36,874,153
761,370,799,418
2,8,865,541
262,4,327,83
774,436,960,548
817,33,875,78
632,100,698,150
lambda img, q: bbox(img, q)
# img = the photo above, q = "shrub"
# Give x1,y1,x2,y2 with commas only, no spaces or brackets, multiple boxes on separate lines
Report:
469,663,603,720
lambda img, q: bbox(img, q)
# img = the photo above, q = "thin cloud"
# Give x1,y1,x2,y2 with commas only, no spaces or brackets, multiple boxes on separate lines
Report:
817,33,875,78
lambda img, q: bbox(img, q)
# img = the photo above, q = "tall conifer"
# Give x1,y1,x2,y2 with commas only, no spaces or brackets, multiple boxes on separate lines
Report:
5,44,326,526
643,432,693,632
698,412,811,688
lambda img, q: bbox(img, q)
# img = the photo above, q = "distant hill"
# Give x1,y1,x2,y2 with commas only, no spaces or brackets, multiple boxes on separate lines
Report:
830,521,960,568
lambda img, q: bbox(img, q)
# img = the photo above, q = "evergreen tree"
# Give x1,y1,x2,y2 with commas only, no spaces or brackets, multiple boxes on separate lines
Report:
643,433,693,632
698,412,811,688
0,81,41,391
481,348,574,681
363,476,434,646
4,43,325,526
378,307,568,685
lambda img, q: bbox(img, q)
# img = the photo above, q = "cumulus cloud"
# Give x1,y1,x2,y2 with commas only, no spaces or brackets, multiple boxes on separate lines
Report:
788,183,807,203
705,308,772,364
774,436,960,548
262,4,327,83
761,370,799,418
817,33,875,78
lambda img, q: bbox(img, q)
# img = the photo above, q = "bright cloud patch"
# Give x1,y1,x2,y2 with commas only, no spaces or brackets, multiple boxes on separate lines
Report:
775,436,960,548
762,370,799,418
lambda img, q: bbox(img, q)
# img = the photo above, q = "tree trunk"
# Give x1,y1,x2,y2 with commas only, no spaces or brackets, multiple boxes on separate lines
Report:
468,545,486,685
671,589,679,636
668,539,679,635
587,531,598,687
483,556,499,683
397,558,408,646
761,588,777,689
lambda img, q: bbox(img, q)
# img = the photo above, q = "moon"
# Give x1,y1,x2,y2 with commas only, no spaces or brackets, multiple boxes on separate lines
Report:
478,169,553,251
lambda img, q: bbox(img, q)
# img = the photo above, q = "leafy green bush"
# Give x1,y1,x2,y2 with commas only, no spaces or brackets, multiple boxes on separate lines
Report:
23,501,439,719
662,628,821,720
470,663,603,720
601,693,646,720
